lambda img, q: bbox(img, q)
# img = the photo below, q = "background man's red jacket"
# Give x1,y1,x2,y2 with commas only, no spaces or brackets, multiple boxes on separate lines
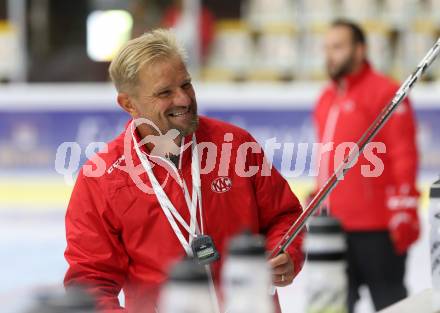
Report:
314,62,419,232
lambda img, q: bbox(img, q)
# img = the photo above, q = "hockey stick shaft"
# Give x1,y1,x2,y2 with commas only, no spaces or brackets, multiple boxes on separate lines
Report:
269,38,440,258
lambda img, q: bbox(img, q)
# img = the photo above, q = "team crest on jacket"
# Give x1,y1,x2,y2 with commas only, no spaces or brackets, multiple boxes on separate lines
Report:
211,176,232,193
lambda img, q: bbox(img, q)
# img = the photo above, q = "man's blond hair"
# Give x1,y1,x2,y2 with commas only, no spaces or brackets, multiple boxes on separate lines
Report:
109,28,187,93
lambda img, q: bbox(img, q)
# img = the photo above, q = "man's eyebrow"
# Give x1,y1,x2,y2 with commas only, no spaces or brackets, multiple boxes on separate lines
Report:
152,84,172,95
153,78,192,95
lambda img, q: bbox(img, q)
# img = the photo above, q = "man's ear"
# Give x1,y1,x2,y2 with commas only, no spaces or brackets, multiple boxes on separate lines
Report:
117,93,139,118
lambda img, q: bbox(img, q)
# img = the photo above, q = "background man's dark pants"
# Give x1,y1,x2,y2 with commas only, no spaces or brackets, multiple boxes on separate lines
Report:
346,231,407,313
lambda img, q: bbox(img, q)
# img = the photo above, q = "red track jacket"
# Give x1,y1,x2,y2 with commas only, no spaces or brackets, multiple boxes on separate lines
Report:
314,62,419,231
64,116,304,312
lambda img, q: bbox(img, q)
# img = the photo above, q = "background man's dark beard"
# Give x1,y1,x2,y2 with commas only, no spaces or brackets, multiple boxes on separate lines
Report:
329,54,356,81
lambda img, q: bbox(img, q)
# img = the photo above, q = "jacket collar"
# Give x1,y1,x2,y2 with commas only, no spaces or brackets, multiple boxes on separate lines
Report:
128,119,193,170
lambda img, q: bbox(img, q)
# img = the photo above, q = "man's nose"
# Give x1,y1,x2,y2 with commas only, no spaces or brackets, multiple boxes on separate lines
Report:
173,87,191,107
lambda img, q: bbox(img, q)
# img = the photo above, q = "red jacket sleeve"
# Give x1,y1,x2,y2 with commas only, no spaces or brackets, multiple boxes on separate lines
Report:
376,86,420,209
64,170,129,311
246,134,305,278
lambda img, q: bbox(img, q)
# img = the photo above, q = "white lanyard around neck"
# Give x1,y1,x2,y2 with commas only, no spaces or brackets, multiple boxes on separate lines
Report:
130,121,203,257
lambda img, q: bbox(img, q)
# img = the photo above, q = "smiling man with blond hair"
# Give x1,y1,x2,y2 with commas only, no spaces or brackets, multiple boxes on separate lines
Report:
63,29,305,312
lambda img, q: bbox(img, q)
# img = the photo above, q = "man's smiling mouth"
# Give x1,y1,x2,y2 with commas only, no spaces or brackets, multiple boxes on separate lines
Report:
168,107,191,117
